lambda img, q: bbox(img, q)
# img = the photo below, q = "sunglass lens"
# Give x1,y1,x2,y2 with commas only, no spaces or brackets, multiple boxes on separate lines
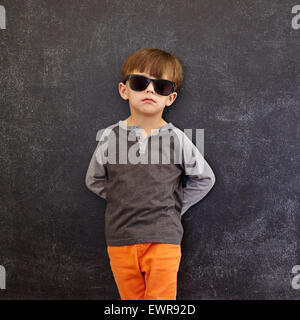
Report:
129,75,148,91
155,79,173,96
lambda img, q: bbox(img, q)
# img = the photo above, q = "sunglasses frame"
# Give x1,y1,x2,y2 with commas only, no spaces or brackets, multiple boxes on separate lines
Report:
123,74,176,96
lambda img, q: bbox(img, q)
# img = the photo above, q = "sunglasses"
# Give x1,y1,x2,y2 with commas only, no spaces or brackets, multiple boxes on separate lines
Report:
123,74,176,96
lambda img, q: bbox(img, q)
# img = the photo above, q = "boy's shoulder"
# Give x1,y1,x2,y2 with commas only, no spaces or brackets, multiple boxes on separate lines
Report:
95,121,120,142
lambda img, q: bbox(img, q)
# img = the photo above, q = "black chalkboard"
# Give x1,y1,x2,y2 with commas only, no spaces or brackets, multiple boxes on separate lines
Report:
0,0,299,299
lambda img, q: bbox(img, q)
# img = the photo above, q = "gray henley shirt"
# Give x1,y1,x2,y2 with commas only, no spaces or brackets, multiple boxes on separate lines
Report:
85,120,216,246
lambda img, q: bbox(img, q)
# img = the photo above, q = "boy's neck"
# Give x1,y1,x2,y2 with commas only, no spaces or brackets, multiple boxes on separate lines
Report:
124,115,168,130
124,115,168,139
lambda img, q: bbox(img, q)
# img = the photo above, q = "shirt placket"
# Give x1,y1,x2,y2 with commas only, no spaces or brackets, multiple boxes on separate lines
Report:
135,128,160,154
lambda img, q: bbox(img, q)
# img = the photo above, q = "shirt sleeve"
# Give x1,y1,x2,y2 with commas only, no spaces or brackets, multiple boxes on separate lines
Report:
179,132,216,217
85,139,107,200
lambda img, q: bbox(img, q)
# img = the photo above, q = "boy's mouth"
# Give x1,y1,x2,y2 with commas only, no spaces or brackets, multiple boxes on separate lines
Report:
142,98,156,103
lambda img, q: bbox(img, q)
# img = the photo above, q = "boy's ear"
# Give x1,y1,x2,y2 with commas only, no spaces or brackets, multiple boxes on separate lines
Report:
165,92,177,107
118,82,129,100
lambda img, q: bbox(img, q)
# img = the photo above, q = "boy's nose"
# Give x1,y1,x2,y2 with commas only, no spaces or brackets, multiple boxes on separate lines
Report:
145,80,155,92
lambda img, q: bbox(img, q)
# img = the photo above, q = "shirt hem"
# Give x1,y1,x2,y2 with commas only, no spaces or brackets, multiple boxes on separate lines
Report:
106,237,182,246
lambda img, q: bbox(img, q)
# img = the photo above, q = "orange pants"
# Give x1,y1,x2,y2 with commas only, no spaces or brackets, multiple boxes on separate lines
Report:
107,242,182,300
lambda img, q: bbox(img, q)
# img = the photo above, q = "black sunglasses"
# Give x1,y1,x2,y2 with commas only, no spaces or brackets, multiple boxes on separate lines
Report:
123,74,176,96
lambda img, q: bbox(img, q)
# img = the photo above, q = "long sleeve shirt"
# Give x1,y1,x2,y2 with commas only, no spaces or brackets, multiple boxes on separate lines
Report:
85,120,216,246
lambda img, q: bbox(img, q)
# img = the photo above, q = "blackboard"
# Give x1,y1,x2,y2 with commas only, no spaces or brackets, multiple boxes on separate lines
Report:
0,0,299,299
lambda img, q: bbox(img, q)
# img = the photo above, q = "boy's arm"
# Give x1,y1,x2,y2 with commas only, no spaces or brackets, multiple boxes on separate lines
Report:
85,141,107,200
180,132,216,217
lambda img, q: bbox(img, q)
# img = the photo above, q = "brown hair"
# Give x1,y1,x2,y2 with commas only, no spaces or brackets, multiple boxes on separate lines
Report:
121,48,183,91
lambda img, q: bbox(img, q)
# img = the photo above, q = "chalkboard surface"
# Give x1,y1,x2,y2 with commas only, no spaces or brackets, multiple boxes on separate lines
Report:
0,0,299,299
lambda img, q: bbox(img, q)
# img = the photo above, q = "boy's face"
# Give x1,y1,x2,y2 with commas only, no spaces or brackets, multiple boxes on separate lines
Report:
118,69,177,117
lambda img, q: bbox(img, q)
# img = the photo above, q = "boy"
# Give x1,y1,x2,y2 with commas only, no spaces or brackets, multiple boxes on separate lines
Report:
85,48,216,300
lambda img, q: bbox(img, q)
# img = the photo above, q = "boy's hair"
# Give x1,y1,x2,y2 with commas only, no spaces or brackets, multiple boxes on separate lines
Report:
121,48,183,91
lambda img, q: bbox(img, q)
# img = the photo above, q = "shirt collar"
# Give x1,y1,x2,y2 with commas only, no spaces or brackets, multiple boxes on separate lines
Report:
118,120,174,132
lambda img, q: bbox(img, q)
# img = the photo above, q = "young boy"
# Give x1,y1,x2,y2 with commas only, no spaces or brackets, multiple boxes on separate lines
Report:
85,48,216,300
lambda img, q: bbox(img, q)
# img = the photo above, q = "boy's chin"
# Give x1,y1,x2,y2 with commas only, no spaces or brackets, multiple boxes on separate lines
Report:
133,104,165,113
